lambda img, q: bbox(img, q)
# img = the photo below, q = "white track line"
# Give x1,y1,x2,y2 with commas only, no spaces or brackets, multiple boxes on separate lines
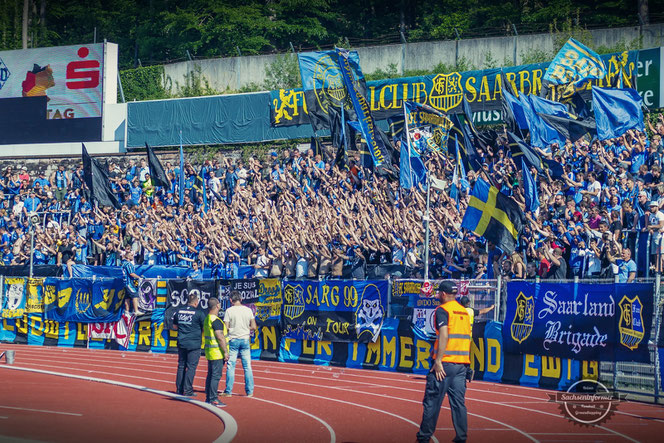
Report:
249,397,336,443
0,365,237,443
0,405,81,417
8,347,659,441
6,357,438,443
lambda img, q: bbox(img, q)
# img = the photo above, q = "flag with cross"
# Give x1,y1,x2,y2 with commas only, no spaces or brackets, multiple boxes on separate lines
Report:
461,178,525,254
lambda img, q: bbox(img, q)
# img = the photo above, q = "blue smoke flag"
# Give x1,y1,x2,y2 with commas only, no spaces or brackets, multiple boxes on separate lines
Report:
522,158,540,213
337,48,390,168
178,132,184,206
591,86,645,140
544,38,607,87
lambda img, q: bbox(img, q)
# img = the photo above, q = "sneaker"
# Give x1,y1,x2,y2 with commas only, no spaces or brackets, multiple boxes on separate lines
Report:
183,392,197,397
220,393,232,397
246,393,253,398
209,400,226,408
134,310,145,316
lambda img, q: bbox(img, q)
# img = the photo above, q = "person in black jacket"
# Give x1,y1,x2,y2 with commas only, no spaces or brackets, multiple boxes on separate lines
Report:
172,293,206,396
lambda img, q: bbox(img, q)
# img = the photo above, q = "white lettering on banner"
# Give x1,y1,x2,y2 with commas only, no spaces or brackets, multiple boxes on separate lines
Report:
543,321,608,354
538,291,615,320
88,313,135,348
170,288,211,309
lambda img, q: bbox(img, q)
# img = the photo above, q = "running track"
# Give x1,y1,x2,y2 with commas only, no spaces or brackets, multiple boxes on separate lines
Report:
1,344,663,442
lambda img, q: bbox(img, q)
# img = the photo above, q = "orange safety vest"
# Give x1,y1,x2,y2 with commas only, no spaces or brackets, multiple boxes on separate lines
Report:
432,300,471,364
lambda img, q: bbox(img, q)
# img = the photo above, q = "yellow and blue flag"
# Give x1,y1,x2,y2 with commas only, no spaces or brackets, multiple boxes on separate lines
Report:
544,38,607,87
461,178,525,254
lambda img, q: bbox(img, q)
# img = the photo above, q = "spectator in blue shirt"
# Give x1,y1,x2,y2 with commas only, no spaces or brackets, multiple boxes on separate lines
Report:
611,247,637,283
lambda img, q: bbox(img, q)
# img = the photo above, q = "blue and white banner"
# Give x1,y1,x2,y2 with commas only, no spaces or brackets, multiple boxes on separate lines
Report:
1,277,27,319
43,278,125,323
503,282,654,362
282,280,388,343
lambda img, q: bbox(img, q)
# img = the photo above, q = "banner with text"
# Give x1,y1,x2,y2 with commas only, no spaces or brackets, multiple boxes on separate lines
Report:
43,278,125,323
503,282,654,362
282,280,388,343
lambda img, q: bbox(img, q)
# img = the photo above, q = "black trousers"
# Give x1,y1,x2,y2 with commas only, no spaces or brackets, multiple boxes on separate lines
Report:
205,359,224,403
417,362,468,443
176,347,200,395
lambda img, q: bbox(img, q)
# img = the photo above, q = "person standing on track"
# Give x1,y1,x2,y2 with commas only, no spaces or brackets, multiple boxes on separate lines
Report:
221,290,257,398
417,281,471,443
172,293,206,397
204,297,229,407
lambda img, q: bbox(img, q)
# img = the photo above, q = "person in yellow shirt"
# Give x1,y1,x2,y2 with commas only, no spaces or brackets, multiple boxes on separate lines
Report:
204,297,229,407
417,281,470,443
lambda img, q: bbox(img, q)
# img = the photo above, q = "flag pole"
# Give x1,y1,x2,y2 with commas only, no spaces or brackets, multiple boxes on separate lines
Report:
424,165,431,281
179,130,184,207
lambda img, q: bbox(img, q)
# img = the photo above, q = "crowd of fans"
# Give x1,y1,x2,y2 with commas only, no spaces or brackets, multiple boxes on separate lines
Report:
1,113,664,283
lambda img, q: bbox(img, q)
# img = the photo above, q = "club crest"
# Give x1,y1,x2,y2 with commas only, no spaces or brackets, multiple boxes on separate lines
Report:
283,284,304,320
510,291,534,343
618,295,644,350
430,72,463,112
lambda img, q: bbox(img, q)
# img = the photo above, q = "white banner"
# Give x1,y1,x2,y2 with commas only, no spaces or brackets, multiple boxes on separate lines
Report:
88,313,136,349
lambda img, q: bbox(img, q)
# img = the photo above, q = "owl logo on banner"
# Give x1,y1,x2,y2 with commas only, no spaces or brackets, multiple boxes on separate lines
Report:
510,291,534,344
355,284,385,342
138,279,157,313
283,284,304,320
618,295,645,350
430,72,463,112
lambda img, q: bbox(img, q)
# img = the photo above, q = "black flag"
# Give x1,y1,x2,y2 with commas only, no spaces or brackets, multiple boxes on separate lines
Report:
507,132,564,179
146,142,170,189
82,144,120,209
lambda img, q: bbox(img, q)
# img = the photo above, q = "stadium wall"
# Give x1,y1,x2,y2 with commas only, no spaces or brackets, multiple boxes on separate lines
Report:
163,24,664,92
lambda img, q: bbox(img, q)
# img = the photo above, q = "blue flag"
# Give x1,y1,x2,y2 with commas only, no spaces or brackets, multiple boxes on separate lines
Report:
521,95,569,149
502,89,529,131
399,103,427,189
544,38,607,87
337,48,390,168
461,178,524,254
522,158,540,213
403,101,452,154
591,86,645,140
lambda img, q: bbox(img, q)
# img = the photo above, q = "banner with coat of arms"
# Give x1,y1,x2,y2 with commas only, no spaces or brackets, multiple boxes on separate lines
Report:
503,282,654,362
282,280,389,343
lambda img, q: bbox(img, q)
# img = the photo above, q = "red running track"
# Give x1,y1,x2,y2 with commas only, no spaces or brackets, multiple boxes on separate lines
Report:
1,344,664,442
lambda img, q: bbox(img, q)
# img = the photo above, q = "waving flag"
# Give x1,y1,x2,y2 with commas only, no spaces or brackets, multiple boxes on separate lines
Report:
400,102,427,189
461,179,524,254
591,86,645,140
145,143,170,189
298,49,365,133
337,48,391,168
544,38,607,87
521,158,540,213
82,144,120,209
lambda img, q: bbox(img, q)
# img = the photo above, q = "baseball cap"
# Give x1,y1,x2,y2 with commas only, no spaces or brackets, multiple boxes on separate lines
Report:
437,281,458,294
649,201,659,207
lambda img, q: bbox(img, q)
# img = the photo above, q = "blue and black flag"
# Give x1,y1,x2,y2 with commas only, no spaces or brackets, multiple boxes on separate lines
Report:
461,178,525,254
82,144,120,209
297,50,365,133
507,131,564,178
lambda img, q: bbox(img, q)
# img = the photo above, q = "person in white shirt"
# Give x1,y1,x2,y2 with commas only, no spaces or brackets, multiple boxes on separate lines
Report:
647,200,664,272
221,291,257,398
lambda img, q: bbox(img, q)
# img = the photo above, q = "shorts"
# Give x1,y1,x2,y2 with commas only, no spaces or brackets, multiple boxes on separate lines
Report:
126,287,138,299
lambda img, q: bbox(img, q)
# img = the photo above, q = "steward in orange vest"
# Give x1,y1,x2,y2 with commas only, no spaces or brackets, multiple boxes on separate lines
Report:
417,281,470,443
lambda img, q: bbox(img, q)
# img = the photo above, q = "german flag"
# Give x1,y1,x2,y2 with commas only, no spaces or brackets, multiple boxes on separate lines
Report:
461,178,525,254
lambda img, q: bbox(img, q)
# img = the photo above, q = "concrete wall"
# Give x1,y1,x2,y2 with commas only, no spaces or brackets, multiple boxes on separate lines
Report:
162,23,664,92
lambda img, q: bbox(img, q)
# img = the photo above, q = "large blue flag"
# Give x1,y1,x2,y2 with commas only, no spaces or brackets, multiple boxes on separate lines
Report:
544,38,607,87
403,101,452,154
298,49,364,132
591,86,645,140
522,158,540,213
521,95,569,149
399,102,427,189
337,48,390,168
502,89,529,132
